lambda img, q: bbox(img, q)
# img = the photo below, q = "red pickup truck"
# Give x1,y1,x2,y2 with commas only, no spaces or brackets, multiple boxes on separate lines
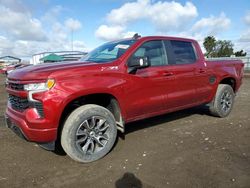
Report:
5,36,244,163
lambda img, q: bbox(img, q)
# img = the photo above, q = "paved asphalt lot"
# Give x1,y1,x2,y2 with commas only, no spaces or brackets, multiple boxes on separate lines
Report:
0,74,249,188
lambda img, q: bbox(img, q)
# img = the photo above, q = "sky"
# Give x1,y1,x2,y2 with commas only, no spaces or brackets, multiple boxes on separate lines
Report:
0,0,250,59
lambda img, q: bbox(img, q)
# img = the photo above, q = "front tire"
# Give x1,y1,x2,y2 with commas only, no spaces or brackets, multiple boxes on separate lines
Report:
61,104,117,163
209,84,235,117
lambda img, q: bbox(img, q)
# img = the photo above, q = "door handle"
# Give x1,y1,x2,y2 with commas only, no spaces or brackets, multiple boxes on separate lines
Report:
199,69,206,73
162,72,174,77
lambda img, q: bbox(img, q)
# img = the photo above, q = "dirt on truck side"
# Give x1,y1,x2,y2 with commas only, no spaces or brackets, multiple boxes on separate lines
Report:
0,74,250,187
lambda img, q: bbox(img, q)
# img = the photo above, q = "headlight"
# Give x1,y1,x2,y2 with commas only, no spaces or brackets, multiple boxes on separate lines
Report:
24,79,55,91
7,69,14,74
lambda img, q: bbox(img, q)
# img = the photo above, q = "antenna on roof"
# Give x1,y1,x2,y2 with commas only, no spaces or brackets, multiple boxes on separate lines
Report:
132,33,141,39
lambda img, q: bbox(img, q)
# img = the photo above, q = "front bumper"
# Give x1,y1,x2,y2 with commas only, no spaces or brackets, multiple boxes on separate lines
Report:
5,106,57,143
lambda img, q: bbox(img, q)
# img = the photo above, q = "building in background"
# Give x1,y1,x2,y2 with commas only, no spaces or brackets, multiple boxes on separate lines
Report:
30,51,87,65
0,56,21,67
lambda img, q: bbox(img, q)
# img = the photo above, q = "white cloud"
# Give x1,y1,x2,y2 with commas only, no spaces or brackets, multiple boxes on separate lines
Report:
244,11,250,26
64,18,82,31
234,40,250,55
106,0,197,32
0,2,85,58
239,29,250,42
73,40,86,50
0,37,86,57
96,0,233,53
95,24,137,41
236,12,250,54
0,0,28,12
96,0,198,40
0,38,36,57
0,36,13,49
95,25,125,40
147,1,197,31
170,13,231,54
107,0,148,25
95,0,198,40
0,36,13,56
0,5,47,41
191,13,231,35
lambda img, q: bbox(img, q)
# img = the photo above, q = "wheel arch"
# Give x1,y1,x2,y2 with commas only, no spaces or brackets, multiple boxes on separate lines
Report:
58,93,125,138
218,77,236,92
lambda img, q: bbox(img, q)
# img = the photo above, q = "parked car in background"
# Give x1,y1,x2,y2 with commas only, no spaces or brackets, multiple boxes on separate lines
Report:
5,35,244,163
0,68,5,74
0,63,30,75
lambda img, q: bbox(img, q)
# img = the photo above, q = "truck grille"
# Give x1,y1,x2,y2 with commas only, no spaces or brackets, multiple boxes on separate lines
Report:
8,83,24,91
8,95,45,118
9,95,29,111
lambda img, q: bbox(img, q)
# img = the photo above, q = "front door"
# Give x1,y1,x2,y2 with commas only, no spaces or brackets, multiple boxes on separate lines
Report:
124,40,174,120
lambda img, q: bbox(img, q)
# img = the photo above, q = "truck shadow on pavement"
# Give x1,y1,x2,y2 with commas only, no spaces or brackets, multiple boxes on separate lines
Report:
115,172,142,188
53,105,210,156
124,105,210,135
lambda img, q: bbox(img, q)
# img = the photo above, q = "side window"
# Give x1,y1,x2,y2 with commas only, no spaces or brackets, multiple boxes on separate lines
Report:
132,41,167,66
170,41,196,65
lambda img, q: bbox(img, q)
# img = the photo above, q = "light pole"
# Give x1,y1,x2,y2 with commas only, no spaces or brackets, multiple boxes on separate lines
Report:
71,29,74,51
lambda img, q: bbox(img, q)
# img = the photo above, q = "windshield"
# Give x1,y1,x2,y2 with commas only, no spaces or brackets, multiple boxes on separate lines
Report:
80,39,136,63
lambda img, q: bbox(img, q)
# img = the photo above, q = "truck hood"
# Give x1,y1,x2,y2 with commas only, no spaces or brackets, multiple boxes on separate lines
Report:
8,61,97,81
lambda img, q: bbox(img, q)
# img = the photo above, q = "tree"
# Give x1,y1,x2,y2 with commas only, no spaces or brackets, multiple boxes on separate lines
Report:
234,50,247,57
203,36,216,57
215,40,234,57
203,36,236,57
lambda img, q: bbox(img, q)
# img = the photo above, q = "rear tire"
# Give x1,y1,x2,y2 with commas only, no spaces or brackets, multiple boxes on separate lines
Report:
61,104,117,163
209,84,235,117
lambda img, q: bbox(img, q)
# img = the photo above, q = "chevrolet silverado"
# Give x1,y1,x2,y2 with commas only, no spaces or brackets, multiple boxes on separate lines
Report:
5,35,244,162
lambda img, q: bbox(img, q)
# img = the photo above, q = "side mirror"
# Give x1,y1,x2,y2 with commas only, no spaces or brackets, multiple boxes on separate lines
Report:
127,57,149,73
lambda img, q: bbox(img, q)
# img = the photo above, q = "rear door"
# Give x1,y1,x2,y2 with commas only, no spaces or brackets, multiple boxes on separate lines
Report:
163,40,198,109
193,42,214,103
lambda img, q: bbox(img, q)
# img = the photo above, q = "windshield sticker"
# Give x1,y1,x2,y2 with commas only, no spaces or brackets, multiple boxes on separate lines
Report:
115,44,130,49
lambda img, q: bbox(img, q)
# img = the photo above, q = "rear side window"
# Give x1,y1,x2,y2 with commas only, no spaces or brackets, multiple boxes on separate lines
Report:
170,41,196,64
